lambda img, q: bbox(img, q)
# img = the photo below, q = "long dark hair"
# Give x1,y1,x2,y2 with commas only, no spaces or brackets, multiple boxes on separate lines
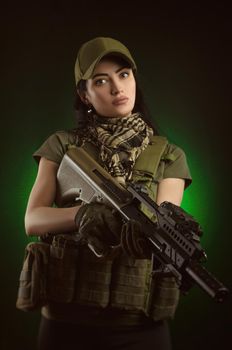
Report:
74,56,159,135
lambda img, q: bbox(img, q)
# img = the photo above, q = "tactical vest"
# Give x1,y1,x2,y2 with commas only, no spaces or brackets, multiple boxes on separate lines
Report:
16,135,180,321
66,135,179,320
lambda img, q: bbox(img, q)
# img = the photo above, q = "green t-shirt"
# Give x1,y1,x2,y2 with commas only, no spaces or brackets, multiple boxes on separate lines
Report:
33,129,192,188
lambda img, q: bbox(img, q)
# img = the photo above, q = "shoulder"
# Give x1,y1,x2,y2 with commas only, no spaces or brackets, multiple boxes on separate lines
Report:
164,142,187,161
150,135,192,188
48,129,77,146
33,129,78,165
162,141,192,188
150,135,186,160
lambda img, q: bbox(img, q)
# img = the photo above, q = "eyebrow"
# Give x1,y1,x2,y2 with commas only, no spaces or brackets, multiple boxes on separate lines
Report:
92,66,129,80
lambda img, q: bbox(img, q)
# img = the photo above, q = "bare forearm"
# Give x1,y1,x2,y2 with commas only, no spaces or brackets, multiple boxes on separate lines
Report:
156,178,185,206
25,206,80,236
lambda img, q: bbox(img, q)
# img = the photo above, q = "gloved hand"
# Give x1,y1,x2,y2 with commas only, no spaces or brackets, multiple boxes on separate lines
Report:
120,220,152,259
74,202,123,257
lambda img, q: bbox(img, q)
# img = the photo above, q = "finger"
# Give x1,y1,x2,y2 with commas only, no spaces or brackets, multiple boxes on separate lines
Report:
79,219,103,241
121,223,132,257
132,222,145,255
79,216,93,235
88,236,109,257
121,222,141,258
127,221,140,256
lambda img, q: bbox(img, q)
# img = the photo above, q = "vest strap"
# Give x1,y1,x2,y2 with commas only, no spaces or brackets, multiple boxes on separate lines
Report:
133,136,168,177
80,135,168,180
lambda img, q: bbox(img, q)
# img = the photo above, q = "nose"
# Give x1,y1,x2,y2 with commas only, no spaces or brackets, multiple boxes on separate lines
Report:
110,79,123,96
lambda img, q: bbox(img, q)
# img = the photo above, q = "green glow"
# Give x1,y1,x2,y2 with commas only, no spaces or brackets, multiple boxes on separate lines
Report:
157,123,216,250
9,150,38,249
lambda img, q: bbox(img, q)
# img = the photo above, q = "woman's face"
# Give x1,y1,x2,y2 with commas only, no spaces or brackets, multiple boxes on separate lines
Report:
82,57,136,118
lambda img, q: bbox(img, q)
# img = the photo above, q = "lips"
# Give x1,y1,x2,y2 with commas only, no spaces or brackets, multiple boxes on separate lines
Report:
112,97,129,106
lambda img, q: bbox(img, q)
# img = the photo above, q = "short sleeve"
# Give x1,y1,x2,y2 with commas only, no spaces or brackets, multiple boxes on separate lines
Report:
33,130,77,165
162,144,192,189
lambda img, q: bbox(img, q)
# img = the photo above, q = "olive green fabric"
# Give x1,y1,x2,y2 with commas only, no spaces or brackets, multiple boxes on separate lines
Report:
16,242,50,311
147,270,180,321
33,130,192,188
74,37,137,85
73,246,113,308
33,130,77,165
16,235,83,311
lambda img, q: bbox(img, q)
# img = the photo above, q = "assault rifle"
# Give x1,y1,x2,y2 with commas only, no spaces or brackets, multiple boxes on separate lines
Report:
56,147,229,303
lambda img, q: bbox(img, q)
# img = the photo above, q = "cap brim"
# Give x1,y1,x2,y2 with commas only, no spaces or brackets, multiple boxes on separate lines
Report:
82,50,137,80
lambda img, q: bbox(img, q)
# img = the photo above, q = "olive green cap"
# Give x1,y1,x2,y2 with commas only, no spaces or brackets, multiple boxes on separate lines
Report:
74,37,137,85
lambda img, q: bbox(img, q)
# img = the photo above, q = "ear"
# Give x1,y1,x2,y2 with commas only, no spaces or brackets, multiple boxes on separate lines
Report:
77,89,89,105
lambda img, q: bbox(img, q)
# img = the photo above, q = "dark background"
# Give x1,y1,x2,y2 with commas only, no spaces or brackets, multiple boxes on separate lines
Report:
1,2,231,349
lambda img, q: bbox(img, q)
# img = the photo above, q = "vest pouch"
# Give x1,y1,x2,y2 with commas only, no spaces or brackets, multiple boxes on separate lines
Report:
147,270,180,321
74,246,113,307
110,256,150,311
16,241,50,312
47,234,79,303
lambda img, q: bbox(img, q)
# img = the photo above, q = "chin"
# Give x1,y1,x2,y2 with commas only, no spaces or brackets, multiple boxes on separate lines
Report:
101,107,133,118
113,109,133,118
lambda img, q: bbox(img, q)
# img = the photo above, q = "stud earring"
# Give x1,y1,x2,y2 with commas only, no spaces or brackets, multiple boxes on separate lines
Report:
87,105,93,114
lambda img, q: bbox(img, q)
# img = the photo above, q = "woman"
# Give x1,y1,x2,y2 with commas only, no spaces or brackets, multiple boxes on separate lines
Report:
24,37,192,349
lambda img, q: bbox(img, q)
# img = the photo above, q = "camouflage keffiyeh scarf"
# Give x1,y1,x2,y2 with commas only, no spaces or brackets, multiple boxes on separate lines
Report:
88,113,154,184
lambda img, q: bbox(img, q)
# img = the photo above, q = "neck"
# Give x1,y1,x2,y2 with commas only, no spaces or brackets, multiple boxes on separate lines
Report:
95,112,136,124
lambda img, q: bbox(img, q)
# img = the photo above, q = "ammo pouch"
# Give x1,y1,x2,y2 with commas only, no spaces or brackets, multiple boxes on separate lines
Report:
16,241,49,311
146,269,180,321
16,235,80,312
16,238,179,321
47,234,79,303
73,246,113,308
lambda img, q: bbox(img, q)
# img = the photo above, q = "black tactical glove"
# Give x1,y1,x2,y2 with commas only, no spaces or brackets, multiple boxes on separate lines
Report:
74,202,122,257
120,220,152,259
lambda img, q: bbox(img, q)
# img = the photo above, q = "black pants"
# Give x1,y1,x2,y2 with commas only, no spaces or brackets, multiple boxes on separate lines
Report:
38,316,172,350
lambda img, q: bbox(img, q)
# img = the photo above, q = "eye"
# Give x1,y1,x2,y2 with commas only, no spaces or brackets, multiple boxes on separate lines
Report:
94,78,107,86
120,71,130,78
